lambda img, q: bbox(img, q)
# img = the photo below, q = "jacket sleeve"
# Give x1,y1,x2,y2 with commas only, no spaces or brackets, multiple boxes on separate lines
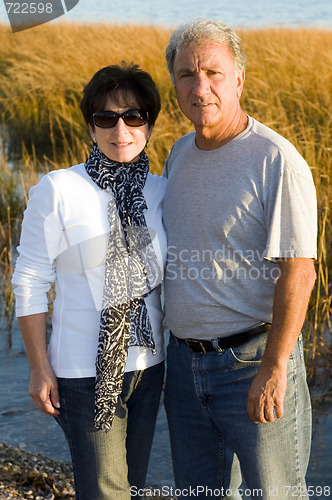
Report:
12,174,62,317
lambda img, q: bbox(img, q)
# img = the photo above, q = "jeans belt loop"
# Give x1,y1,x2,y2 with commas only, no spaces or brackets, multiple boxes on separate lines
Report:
212,338,224,354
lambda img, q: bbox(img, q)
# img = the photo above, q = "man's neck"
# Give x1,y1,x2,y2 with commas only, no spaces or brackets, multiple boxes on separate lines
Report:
195,111,248,151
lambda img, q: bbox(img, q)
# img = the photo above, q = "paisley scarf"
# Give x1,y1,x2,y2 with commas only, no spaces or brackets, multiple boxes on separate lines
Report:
85,143,162,432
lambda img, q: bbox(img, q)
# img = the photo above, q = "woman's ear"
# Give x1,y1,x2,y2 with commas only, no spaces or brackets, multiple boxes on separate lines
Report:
88,124,96,143
146,125,154,144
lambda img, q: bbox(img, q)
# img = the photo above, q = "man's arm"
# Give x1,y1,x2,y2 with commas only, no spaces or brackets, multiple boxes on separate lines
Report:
246,258,316,424
18,313,60,416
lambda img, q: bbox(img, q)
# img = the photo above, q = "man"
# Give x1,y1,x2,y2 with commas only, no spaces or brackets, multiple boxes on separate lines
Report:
163,18,317,499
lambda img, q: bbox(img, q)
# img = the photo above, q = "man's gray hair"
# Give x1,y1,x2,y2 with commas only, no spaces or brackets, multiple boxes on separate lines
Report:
166,18,246,82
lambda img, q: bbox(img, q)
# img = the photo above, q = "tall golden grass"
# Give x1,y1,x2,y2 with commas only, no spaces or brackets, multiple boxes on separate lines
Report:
0,22,331,386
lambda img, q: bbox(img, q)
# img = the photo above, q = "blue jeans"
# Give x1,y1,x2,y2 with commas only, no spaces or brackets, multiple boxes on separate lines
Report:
164,333,312,499
55,361,164,500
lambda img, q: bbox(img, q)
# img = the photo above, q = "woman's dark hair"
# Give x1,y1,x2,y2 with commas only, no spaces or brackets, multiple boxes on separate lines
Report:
80,62,161,128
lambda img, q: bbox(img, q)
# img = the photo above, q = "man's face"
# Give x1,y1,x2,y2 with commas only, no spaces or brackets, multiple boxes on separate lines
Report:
172,41,245,139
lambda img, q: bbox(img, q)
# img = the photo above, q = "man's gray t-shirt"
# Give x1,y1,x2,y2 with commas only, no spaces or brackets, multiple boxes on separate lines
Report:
163,116,317,339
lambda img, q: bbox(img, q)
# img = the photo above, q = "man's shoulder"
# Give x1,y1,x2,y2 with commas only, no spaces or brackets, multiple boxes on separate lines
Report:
163,132,195,178
249,118,301,157
171,131,196,153
248,117,310,175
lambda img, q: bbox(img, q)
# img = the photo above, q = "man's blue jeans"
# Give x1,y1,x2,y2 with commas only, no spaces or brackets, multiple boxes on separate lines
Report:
55,361,164,500
164,333,312,499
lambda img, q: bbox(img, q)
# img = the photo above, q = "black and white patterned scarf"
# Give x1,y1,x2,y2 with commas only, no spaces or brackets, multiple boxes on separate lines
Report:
85,143,162,432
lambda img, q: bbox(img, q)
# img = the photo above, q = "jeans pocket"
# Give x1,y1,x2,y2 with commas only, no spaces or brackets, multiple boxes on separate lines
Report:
228,332,269,364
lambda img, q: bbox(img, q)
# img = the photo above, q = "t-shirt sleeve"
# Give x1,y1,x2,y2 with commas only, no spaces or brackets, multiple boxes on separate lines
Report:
263,153,317,260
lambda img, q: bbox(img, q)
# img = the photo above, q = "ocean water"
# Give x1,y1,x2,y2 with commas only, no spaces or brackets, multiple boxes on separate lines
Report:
58,0,332,28
0,0,332,29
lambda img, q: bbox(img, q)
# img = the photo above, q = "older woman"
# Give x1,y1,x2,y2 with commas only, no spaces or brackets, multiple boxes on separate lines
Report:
12,63,167,500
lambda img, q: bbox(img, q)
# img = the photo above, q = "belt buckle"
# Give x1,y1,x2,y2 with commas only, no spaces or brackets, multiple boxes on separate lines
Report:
199,341,207,354
192,340,207,354
186,339,207,354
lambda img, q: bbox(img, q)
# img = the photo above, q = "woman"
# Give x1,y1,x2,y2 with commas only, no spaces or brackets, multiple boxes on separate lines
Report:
12,62,167,500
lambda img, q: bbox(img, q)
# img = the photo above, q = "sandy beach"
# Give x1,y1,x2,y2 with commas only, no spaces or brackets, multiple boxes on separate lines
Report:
0,443,74,499
0,443,177,500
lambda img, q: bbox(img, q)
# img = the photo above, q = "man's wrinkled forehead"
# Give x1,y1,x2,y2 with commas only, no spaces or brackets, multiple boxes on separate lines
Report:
173,41,236,73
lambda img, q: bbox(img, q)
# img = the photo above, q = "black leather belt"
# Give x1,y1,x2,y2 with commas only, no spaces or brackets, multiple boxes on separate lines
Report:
175,323,271,354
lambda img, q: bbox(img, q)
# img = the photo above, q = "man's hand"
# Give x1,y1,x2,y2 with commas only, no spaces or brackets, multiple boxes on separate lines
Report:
246,362,287,424
29,364,60,416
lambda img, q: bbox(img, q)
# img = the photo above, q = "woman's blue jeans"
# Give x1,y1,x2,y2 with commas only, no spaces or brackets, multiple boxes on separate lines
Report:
164,333,312,499
55,361,164,500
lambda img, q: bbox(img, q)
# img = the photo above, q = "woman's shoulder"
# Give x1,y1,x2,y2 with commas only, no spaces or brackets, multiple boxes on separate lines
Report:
144,173,167,203
45,163,86,184
146,172,167,188
41,163,98,193
29,164,96,206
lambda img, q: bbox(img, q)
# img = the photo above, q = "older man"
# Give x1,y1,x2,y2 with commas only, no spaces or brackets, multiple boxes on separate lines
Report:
163,18,317,499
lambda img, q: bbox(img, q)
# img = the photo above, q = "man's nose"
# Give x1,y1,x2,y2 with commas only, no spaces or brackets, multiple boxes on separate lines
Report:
192,73,210,95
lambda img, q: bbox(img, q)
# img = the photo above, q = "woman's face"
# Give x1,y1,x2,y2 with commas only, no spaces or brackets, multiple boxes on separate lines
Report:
89,93,152,163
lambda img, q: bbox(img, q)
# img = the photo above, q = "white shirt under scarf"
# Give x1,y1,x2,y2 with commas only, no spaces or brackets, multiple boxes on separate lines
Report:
12,164,167,377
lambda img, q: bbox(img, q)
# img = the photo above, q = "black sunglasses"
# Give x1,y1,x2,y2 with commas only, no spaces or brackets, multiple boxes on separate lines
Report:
92,109,149,129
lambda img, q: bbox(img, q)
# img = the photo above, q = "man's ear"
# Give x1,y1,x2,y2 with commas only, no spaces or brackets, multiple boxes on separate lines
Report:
237,69,245,99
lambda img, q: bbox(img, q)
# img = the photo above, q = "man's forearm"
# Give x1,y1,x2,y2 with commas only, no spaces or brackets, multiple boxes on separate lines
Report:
247,258,316,423
262,258,316,368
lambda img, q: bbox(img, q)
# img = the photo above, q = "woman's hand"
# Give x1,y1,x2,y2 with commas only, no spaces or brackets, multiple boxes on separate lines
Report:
29,363,60,416
18,313,60,416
